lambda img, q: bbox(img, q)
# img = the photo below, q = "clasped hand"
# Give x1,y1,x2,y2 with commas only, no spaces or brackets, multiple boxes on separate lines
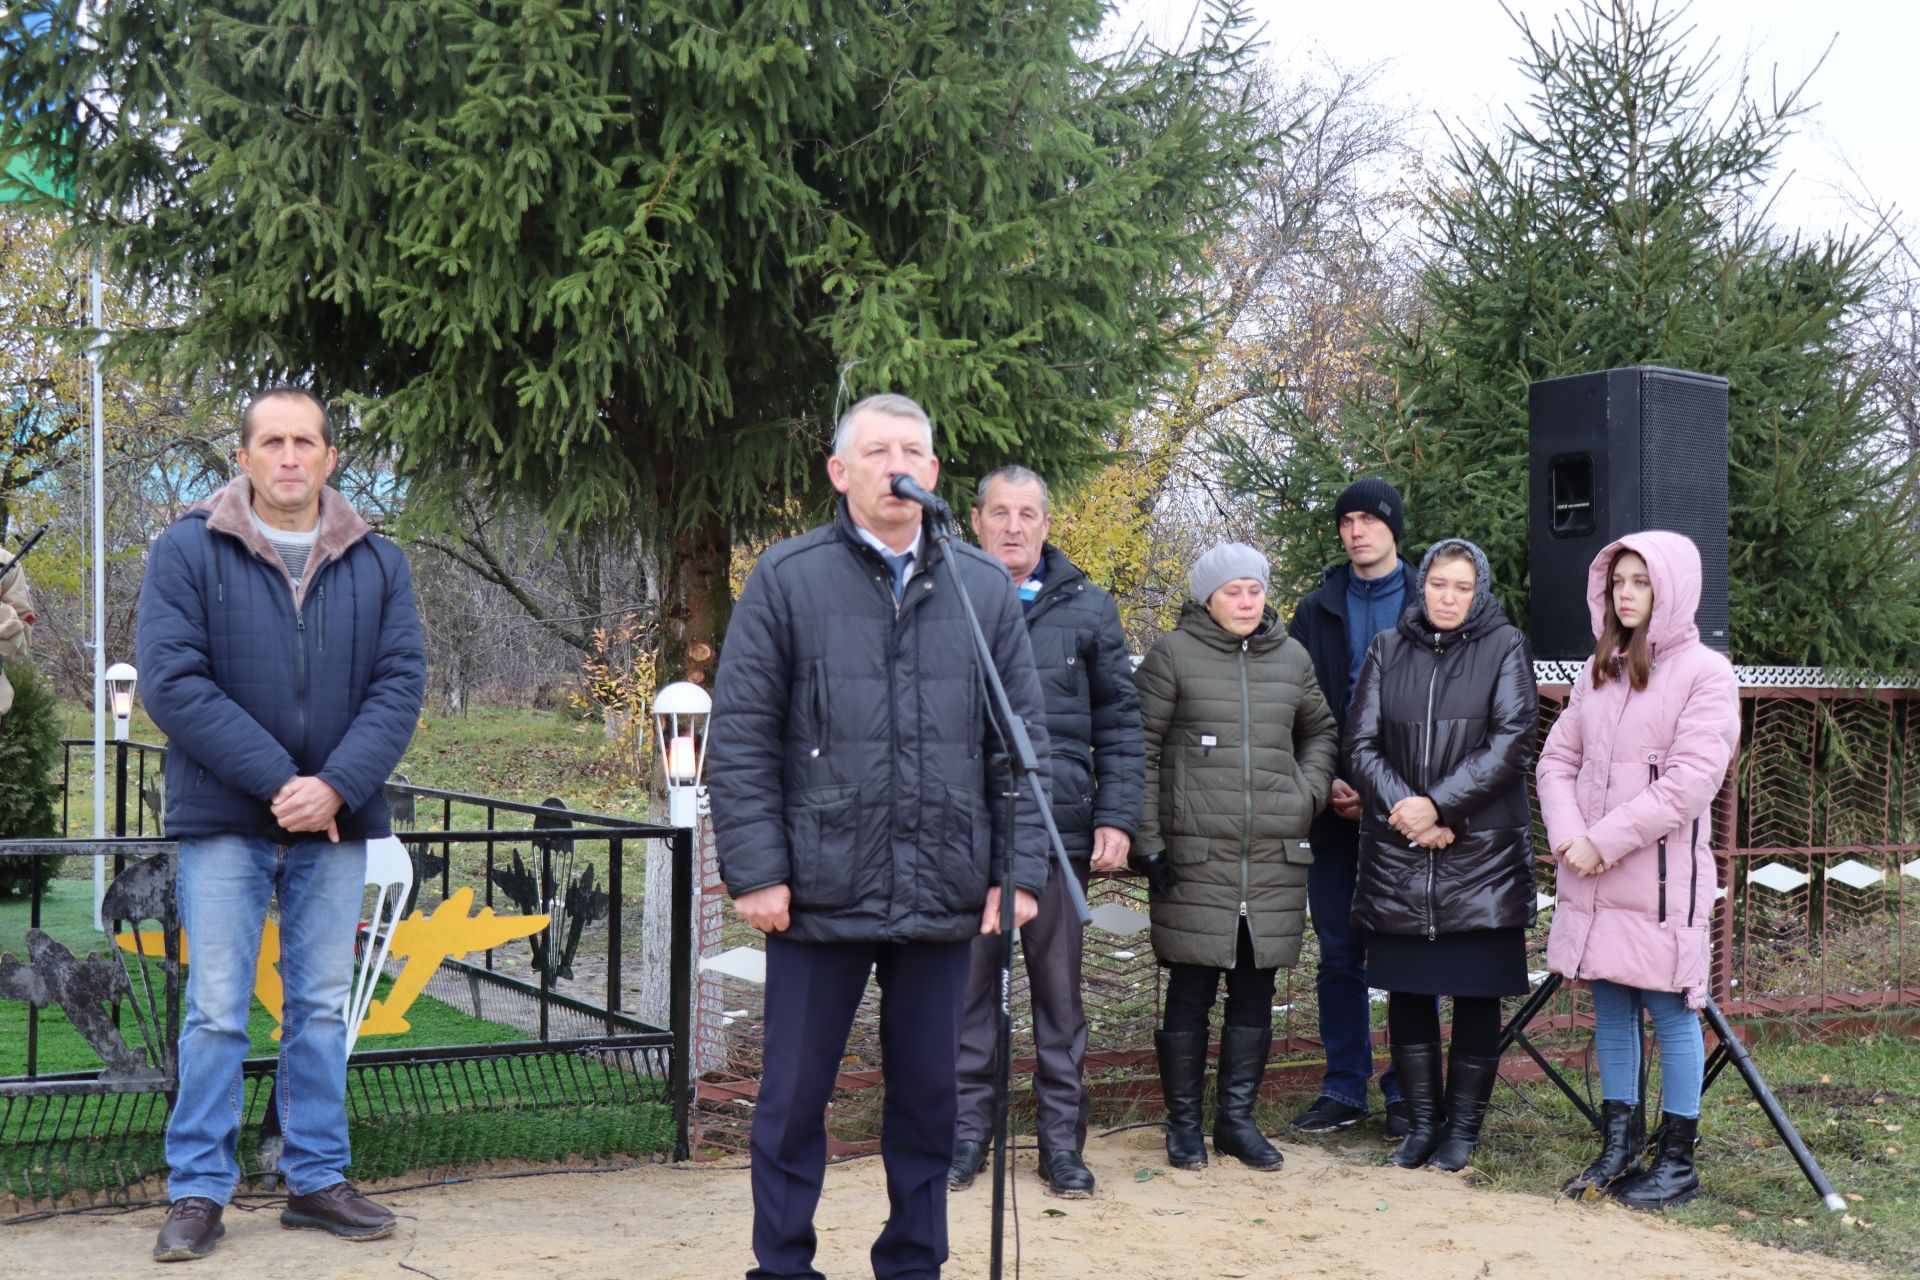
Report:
1388,795,1438,838
271,775,344,842
1556,836,1605,877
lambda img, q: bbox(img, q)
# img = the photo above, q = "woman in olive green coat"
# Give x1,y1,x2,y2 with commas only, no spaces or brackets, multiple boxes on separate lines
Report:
1133,542,1339,1171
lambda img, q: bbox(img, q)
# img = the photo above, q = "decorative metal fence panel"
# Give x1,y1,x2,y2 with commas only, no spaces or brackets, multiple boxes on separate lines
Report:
2,770,696,1213
686,672,1920,1159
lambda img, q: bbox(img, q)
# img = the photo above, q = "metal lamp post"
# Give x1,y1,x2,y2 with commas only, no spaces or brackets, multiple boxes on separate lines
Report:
98,662,137,927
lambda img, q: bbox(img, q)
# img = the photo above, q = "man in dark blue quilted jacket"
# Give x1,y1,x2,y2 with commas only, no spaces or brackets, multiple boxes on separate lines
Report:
137,387,424,1263
707,394,1051,1280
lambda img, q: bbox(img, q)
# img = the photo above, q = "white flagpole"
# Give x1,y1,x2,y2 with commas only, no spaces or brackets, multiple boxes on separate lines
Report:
89,259,106,929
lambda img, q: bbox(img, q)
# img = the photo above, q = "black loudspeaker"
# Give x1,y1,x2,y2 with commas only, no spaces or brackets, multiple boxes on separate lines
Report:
1527,366,1730,660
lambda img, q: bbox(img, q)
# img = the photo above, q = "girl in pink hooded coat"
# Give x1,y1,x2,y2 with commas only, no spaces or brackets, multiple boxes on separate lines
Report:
1537,531,1738,1211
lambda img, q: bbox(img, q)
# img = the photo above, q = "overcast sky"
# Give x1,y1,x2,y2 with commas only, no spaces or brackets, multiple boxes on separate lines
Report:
1107,0,1917,244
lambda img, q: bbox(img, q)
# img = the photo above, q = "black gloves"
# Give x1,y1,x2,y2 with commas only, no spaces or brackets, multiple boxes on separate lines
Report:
1126,849,1179,897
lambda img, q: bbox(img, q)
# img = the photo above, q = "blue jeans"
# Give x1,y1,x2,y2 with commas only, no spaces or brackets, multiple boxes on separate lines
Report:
166,835,367,1203
1306,837,1398,1107
1589,979,1705,1119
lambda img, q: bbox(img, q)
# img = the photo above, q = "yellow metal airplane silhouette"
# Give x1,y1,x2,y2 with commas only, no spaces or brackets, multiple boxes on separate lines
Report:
116,887,549,1040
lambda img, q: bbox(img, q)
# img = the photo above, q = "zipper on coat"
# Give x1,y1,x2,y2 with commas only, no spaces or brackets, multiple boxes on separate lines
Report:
1422,640,1440,939
1421,643,1440,790
1238,639,1253,921
295,606,309,760
1426,849,1437,941
1650,761,1668,929
1687,817,1701,928
807,660,830,759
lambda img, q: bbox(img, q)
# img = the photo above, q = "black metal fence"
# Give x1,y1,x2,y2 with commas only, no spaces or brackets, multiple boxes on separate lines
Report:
1,752,695,1213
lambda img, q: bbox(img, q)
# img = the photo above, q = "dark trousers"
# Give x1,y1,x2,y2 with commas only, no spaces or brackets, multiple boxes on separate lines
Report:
749,934,972,1280
1306,835,1399,1107
1161,919,1277,1033
954,859,1091,1151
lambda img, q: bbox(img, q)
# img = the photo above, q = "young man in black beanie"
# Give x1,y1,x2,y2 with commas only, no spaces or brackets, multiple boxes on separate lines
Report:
1287,478,1418,1137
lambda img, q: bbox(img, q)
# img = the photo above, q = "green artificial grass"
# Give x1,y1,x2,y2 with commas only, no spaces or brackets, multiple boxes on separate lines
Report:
2,976,673,1203
3,1051,673,1204
2,878,672,1204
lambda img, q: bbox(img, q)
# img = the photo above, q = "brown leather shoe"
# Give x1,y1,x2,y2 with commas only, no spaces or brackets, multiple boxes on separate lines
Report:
280,1182,396,1240
153,1197,225,1262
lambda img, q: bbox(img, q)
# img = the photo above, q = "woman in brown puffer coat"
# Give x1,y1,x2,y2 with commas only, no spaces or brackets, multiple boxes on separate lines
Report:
1133,542,1339,1172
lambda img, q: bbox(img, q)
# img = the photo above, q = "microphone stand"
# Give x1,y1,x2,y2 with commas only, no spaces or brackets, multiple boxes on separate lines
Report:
919,501,1086,1280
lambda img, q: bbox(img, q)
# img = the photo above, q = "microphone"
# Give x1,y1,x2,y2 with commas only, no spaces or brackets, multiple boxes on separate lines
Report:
888,474,953,521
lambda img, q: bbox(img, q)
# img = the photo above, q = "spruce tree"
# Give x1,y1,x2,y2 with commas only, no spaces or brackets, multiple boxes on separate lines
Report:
0,658,62,896
0,1,1270,679
1220,0,1920,671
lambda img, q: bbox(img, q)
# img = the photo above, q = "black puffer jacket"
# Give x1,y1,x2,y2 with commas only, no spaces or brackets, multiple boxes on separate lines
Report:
1346,542,1539,939
1024,545,1145,858
707,503,1052,944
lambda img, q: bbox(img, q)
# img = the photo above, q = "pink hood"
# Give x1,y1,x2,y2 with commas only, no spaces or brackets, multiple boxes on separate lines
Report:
1585,529,1703,659
1539,531,1738,1007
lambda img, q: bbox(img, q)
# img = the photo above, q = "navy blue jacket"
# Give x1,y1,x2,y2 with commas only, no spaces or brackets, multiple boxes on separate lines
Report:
136,479,426,842
1289,556,1416,853
706,502,1051,945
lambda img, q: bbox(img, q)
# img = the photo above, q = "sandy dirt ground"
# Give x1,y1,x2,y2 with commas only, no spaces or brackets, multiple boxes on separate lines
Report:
2,1128,1881,1280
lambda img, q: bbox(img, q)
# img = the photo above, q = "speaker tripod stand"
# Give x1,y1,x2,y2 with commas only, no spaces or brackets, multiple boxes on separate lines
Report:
1497,972,1847,1212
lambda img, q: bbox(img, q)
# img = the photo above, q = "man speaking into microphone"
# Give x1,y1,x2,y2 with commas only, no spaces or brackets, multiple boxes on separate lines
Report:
707,393,1052,1280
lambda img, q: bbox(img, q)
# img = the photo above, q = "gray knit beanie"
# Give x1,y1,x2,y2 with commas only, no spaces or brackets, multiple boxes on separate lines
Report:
1189,542,1270,605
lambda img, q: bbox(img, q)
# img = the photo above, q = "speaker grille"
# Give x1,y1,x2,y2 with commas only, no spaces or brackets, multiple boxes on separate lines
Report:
1529,366,1730,658
1639,370,1730,650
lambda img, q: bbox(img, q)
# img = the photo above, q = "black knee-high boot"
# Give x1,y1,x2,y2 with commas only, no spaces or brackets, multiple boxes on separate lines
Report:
1211,1024,1283,1170
1384,1043,1445,1169
1427,1052,1500,1172
1155,1030,1209,1170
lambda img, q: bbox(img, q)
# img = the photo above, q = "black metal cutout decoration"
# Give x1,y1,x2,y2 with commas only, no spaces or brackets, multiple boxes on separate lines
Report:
0,931,158,1081
142,779,165,836
486,800,609,981
100,849,175,926
100,850,182,1080
385,774,416,828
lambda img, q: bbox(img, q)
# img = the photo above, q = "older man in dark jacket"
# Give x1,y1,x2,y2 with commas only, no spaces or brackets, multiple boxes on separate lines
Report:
707,395,1051,1280
137,387,424,1262
949,466,1144,1199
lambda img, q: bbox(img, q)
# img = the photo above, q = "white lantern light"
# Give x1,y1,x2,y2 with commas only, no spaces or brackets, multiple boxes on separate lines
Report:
104,662,138,741
652,680,713,829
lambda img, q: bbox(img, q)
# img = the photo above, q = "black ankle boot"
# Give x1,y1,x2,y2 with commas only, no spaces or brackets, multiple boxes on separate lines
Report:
1211,1024,1283,1170
1562,1100,1645,1198
1155,1029,1209,1170
1427,1053,1500,1172
1384,1043,1445,1169
1613,1112,1700,1210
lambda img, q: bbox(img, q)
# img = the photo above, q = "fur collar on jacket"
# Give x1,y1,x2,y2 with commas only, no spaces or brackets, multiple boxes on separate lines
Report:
196,476,373,608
